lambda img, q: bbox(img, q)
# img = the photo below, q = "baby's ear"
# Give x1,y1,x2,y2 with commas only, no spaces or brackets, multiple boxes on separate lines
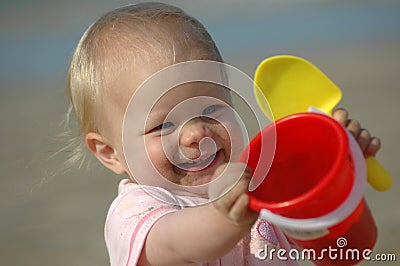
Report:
85,132,126,174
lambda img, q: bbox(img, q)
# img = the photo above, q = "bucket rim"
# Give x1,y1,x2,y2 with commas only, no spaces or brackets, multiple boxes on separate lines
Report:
249,112,350,213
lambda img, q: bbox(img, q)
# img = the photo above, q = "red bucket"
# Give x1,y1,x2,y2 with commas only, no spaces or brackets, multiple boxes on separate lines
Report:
239,113,377,265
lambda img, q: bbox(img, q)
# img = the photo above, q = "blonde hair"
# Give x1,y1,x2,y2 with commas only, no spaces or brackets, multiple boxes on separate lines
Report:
66,2,223,167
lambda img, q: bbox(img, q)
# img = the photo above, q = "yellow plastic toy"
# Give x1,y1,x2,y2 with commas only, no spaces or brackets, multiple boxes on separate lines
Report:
254,55,392,192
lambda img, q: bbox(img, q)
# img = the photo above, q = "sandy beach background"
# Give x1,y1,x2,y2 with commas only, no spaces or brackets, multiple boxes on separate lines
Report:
1,0,399,265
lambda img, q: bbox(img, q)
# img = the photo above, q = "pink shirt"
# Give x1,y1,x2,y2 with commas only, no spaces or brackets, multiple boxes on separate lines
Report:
105,179,299,266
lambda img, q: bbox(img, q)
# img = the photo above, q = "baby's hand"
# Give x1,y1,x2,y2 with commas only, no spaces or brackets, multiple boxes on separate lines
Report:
208,163,258,226
333,108,381,157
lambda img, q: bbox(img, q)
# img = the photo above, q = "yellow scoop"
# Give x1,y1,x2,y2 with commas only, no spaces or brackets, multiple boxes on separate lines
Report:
254,55,392,192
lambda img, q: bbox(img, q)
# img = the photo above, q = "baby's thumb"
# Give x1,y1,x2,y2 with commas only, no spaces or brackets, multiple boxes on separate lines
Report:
208,163,249,202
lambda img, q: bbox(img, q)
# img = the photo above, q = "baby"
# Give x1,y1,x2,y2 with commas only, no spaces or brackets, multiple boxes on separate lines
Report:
66,2,381,265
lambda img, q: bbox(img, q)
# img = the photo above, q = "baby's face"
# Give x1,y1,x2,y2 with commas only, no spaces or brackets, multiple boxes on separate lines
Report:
101,45,244,192
143,82,243,187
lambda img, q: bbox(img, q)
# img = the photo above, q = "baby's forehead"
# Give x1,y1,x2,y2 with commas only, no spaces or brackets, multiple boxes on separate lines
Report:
152,82,231,108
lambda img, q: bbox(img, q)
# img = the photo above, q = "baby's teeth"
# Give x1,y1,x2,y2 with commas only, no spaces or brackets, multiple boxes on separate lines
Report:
185,153,213,166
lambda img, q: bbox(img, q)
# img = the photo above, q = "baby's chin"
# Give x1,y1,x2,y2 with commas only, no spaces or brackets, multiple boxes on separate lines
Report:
178,174,214,186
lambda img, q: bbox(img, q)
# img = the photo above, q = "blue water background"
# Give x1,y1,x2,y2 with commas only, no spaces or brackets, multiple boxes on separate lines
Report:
1,0,399,88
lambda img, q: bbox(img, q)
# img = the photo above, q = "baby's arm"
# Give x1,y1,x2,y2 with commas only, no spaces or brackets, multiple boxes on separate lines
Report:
138,163,258,266
333,108,381,157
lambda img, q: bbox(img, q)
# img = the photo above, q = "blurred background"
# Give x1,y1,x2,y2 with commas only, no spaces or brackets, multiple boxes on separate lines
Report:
1,0,399,265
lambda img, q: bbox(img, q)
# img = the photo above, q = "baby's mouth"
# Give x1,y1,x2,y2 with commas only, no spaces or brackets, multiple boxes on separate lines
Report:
176,151,218,172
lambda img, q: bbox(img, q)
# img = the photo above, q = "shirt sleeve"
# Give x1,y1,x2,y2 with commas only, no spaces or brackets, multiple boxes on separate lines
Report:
104,179,181,266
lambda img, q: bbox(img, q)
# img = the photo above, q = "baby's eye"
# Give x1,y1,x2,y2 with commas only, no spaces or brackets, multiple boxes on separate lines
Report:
202,104,221,115
149,121,175,134
157,122,174,130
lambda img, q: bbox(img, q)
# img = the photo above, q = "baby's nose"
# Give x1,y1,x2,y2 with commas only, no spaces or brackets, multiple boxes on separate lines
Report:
179,118,212,147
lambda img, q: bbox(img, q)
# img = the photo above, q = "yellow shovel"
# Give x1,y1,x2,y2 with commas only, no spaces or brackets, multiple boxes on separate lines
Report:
254,55,392,191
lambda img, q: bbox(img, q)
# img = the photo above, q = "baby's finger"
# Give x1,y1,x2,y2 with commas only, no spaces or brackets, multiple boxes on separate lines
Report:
346,119,361,139
208,163,235,199
364,137,381,158
356,129,371,153
213,177,249,214
208,163,250,205
229,194,258,225
229,194,248,221
332,108,348,126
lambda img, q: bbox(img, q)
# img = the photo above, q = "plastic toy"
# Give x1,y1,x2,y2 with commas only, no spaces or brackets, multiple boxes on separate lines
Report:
239,55,393,265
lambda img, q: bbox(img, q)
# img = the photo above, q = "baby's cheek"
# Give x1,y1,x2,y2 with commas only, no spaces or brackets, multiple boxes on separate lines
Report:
222,122,244,159
144,138,162,164
144,139,175,179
